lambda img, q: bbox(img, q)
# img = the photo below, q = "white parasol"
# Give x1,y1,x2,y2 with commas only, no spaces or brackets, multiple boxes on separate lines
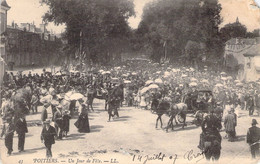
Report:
227,76,233,80
234,80,240,83
145,80,154,85
236,83,243,87
220,72,226,75
215,83,223,87
148,84,159,89
141,87,149,94
201,79,209,83
124,80,131,84
69,93,84,100
154,78,163,84
190,78,197,82
221,77,227,81
189,82,198,87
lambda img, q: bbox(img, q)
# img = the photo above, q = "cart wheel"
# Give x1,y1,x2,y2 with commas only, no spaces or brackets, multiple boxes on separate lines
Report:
175,114,184,123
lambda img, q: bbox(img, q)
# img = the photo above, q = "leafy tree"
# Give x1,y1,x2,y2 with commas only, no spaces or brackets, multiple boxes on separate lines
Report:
41,0,135,64
219,18,247,42
137,0,223,64
246,29,260,38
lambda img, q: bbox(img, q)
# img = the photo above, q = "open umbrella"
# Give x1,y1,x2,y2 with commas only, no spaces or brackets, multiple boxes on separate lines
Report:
164,71,171,77
201,79,209,83
141,87,149,94
148,84,159,89
236,83,243,87
189,82,197,87
234,80,240,83
227,76,233,80
145,80,154,85
154,78,163,84
190,78,197,82
124,80,131,84
69,93,84,100
220,72,226,75
65,91,74,98
55,72,62,76
215,83,223,87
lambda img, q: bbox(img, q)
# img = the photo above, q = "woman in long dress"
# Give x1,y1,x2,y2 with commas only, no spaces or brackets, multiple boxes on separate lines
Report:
74,103,90,133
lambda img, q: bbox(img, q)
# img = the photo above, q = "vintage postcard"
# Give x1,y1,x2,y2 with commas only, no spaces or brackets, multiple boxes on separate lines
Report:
0,0,260,164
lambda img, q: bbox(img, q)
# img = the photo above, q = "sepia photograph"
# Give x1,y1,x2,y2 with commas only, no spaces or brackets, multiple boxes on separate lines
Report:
0,0,260,163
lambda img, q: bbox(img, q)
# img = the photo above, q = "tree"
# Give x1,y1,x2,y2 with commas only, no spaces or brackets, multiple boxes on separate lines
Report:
246,29,260,38
219,18,247,42
137,0,223,63
41,0,135,64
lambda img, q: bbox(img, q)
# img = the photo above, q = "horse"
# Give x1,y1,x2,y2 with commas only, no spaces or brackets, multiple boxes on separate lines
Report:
153,98,187,131
166,103,187,132
154,98,171,128
203,132,221,161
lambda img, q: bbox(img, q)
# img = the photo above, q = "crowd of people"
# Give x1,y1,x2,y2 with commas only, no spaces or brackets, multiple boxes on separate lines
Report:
0,59,260,159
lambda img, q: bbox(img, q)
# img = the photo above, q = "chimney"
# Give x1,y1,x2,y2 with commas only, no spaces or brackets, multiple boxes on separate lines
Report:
40,24,46,33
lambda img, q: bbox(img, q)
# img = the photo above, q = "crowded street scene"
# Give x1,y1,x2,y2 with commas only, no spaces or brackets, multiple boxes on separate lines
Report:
0,0,260,164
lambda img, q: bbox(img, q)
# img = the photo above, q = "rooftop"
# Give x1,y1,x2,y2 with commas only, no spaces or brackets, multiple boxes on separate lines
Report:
1,0,10,8
226,37,260,45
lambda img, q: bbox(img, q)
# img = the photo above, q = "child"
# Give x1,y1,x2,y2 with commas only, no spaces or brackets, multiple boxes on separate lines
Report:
41,119,56,158
62,110,71,137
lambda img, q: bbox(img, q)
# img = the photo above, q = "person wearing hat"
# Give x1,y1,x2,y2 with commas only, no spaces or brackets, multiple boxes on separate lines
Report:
15,114,28,152
53,105,63,140
74,102,90,133
198,107,222,151
224,107,236,142
62,110,71,137
246,119,260,158
41,119,56,158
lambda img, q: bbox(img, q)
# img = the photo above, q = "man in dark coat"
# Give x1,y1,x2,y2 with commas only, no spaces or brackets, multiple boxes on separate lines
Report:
198,108,222,151
41,119,56,158
247,119,260,158
15,114,28,152
3,119,15,156
247,95,254,116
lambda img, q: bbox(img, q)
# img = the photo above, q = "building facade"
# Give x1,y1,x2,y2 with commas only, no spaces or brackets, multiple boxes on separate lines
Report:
5,23,62,68
0,0,10,86
224,37,260,82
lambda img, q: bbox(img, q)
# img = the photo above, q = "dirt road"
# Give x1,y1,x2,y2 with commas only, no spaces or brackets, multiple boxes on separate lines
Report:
0,99,259,164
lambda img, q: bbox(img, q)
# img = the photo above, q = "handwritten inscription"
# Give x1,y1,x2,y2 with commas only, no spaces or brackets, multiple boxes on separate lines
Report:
132,152,178,164
183,149,205,163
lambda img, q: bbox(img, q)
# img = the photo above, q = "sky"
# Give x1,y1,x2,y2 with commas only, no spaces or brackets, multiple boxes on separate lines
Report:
5,0,260,34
